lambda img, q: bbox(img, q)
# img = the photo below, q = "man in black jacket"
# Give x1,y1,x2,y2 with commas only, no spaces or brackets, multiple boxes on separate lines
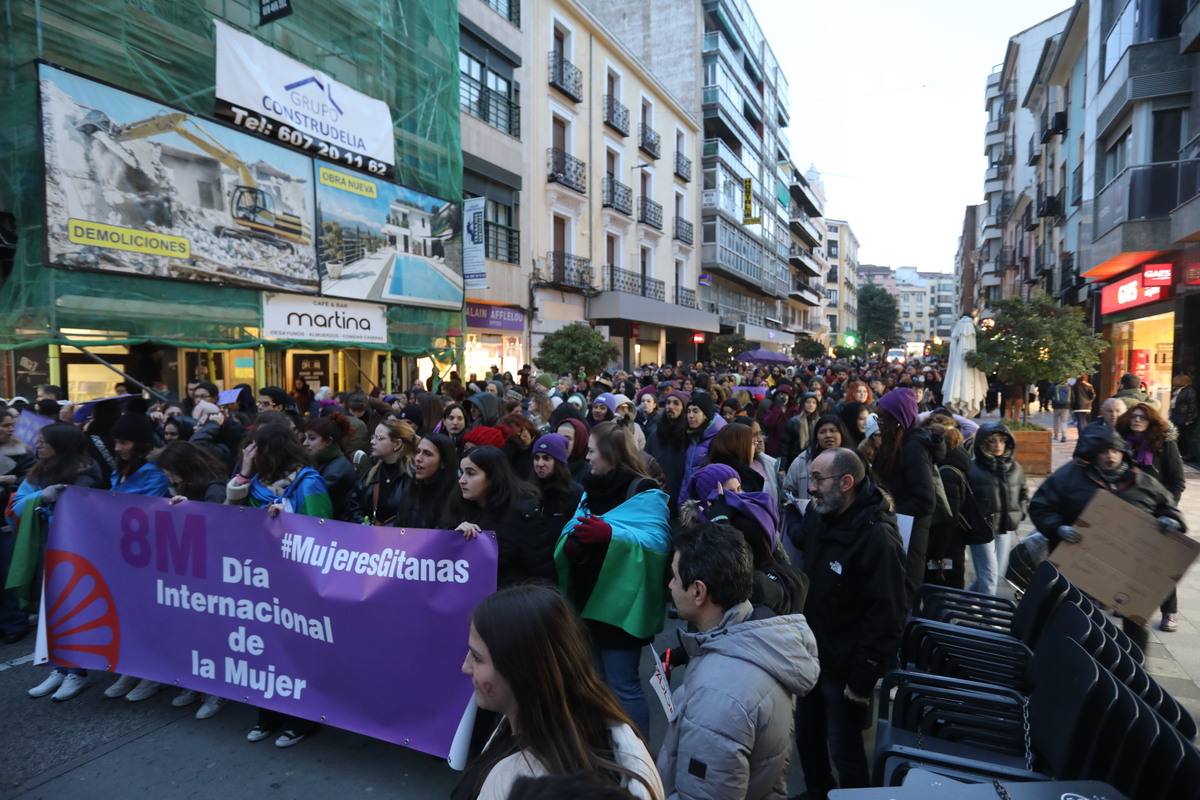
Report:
790,447,907,798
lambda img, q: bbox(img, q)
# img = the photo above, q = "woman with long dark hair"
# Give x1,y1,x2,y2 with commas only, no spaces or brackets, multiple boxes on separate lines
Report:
453,584,662,800
225,423,331,747
530,433,583,536
442,403,470,455
396,433,459,529
299,413,361,523
445,446,554,588
700,422,763,494
1116,402,1186,632
874,389,944,607
556,421,671,737
153,440,230,718
17,425,103,700
837,401,870,449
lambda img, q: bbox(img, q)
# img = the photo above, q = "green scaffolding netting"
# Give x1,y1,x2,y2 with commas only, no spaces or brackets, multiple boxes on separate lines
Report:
0,0,464,357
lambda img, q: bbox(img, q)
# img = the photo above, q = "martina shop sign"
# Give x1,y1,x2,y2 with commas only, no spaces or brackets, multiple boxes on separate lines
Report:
262,293,388,344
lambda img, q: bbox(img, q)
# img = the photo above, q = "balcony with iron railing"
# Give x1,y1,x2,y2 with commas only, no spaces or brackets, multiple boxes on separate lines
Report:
788,202,822,246
1028,133,1042,165
484,222,519,264
675,286,698,309
674,217,694,245
547,147,586,194
460,73,520,138
639,123,661,159
674,150,692,182
602,176,633,216
1071,163,1083,207
1040,108,1067,142
638,196,663,229
788,244,822,277
548,51,583,102
545,251,592,289
603,95,629,136
604,265,665,301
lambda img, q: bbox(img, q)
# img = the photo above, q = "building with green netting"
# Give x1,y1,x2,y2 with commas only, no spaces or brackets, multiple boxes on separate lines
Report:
0,0,463,400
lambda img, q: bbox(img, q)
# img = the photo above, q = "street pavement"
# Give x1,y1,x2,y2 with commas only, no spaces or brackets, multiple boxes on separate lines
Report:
1,409,1198,799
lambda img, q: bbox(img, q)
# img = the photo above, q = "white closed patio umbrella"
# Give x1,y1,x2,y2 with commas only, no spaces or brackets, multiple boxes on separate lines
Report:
943,316,988,418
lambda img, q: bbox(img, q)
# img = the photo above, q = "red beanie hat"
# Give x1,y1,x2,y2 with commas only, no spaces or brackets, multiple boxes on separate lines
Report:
463,425,508,449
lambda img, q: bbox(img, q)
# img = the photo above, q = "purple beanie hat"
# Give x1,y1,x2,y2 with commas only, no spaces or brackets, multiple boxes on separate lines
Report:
878,388,918,430
687,463,740,504
532,433,570,466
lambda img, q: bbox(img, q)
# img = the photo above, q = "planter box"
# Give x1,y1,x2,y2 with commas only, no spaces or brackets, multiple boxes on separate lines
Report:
1009,429,1053,475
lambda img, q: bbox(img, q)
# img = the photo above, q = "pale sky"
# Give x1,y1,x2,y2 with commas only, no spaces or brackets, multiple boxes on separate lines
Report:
751,0,1072,273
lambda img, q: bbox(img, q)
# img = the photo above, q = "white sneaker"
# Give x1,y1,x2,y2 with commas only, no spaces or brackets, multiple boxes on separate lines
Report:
104,674,140,698
52,673,93,702
172,689,199,707
195,695,226,720
28,671,66,698
125,678,162,702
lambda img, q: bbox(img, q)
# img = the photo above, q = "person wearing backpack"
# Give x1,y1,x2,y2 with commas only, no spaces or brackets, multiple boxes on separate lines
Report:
1051,379,1073,443
966,422,1029,595
924,421,972,589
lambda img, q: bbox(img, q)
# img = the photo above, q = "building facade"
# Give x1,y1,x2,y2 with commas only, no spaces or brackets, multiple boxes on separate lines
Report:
528,0,718,370
822,218,859,347
972,0,1200,405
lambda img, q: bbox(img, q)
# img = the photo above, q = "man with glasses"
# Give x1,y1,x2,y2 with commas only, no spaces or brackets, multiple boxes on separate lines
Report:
789,447,906,799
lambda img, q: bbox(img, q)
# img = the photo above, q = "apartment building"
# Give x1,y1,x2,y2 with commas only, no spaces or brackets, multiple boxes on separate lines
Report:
527,0,718,369
974,9,1072,320
460,0,532,377
972,0,1200,402
823,218,859,347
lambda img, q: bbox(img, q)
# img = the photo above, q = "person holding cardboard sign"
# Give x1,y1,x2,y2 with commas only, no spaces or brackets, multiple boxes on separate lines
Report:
1028,425,1184,653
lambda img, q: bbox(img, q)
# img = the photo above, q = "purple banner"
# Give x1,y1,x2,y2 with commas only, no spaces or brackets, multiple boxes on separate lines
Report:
465,302,525,332
14,410,54,448
38,488,497,758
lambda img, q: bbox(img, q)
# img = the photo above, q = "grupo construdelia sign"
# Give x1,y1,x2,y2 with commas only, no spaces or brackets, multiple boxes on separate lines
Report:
262,292,388,344
214,21,395,179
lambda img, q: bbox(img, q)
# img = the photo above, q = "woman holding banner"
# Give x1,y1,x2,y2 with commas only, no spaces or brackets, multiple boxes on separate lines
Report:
454,584,662,800
16,424,104,701
224,422,331,747
95,412,173,704
446,445,555,588
556,421,671,738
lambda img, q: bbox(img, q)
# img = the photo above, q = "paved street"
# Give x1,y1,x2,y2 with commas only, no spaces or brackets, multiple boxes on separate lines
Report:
2,410,1198,799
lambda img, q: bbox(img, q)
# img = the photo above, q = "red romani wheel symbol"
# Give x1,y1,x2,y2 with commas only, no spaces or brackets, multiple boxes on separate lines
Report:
42,549,121,671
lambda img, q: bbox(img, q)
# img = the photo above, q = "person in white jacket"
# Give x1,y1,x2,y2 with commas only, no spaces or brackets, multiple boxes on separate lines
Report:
659,522,819,800
453,584,663,800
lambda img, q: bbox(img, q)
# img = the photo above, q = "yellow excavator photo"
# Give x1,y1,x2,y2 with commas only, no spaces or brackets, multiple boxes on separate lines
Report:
79,110,311,250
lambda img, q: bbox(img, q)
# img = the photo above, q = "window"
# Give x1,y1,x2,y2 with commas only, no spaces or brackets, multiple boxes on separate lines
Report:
1152,109,1184,163
827,240,839,258
1103,130,1130,185
459,50,519,137
827,289,838,306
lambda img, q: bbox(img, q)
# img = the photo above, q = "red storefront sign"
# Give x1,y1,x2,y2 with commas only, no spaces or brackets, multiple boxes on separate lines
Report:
1100,274,1163,315
1187,263,1200,285
1141,264,1173,287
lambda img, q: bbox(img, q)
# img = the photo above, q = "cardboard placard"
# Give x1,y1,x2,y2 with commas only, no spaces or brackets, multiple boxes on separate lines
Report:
1050,490,1200,626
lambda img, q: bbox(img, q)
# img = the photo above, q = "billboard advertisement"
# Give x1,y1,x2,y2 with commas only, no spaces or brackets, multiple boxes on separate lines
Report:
214,21,395,180
39,64,318,294
316,166,463,310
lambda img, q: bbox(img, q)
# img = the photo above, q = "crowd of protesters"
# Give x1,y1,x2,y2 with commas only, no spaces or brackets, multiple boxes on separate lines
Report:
0,351,1191,799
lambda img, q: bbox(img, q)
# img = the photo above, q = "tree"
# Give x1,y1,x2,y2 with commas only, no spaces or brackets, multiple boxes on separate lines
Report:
965,293,1108,421
857,284,901,353
795,339,828,359
833,343,862,360
709,332,752,363
534,322,620,377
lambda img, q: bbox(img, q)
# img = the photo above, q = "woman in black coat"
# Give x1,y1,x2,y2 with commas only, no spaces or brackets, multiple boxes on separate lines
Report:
873,389,944,608
299,413,361,523
444,446,554,588
966,421,1028,596
1116,402,1186,631
924,422,971,589
396,433,459,529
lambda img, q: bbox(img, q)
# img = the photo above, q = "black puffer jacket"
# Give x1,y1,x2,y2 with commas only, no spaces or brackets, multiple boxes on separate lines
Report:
789,477,907,697
968,422,1028,534
315,451,361,523
879,425,945,606
1029,426,1184,549
479,499,556,589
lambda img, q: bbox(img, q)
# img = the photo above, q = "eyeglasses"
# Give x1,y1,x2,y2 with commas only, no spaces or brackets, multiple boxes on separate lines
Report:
809,473,846,485
1129,413,1148,421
